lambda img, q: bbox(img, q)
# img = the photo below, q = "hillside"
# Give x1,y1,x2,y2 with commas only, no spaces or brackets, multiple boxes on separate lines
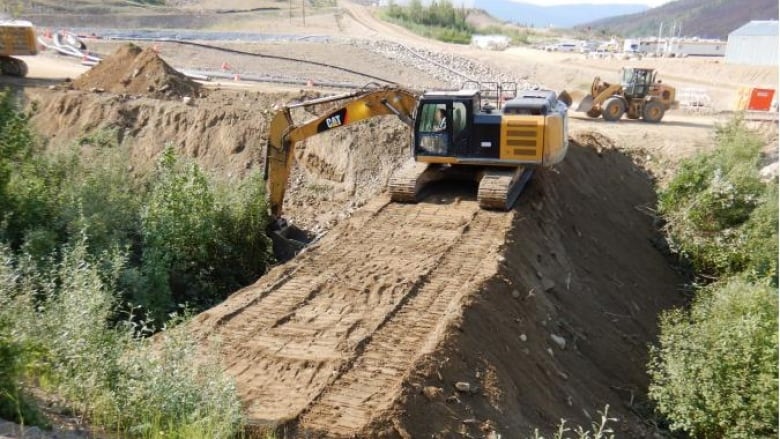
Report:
579,0,778,39
476,0,648,28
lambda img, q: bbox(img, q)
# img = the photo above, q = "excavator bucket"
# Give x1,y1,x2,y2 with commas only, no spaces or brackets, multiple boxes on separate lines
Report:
575,95,595,113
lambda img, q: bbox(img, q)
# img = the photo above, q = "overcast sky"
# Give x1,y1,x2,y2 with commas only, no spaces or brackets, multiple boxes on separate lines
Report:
508,0,674,6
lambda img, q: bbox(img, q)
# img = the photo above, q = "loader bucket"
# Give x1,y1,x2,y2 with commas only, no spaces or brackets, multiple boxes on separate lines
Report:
575,95,595,113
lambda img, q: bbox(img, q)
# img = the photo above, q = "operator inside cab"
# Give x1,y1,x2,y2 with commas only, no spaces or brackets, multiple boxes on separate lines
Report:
415,102,468,156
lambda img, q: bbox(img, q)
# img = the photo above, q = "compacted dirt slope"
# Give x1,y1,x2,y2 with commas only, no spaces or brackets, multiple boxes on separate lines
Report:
387,136,685,437
192,134,685,437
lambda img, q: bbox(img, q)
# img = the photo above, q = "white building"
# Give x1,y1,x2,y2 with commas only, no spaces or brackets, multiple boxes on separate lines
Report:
470,34,510,50
725,20,779,66
664,38,726,57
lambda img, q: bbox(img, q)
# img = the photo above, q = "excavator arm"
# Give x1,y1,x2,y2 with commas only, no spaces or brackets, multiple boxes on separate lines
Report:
264,86,419,218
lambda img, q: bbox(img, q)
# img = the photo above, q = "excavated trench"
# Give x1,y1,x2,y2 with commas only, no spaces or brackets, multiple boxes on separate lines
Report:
190,137,685,438
20,55,686,434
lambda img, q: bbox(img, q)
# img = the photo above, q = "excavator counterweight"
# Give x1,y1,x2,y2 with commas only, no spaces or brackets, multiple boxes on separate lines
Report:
0,19,37,78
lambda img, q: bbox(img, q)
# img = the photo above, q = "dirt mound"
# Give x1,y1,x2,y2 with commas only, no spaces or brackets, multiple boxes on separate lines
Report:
72,43,200,99
189,135,685,437
284,118,410,234
24,87,304,180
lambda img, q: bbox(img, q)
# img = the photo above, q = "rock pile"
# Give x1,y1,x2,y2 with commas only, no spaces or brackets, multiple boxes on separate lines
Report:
351,39,542,88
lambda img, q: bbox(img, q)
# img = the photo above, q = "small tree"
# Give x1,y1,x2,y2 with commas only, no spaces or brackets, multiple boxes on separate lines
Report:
648,278,778,438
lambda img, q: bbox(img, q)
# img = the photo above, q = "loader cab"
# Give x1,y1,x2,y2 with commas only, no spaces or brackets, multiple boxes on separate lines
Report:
621,67,656,99
414,90,478,160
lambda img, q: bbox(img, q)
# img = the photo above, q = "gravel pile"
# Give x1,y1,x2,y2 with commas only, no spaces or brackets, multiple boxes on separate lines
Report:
350,39,543,89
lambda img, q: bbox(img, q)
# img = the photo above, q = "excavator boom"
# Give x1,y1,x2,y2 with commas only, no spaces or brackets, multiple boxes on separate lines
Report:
264,87,419,217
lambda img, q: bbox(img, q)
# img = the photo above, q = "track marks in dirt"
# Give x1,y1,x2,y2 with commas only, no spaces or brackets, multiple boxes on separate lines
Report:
299,208,509,435
195,195,509,431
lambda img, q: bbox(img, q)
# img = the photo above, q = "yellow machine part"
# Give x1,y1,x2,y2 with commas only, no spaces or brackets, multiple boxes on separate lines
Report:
500,116,543,162
0,22,38,57
499,113,567,167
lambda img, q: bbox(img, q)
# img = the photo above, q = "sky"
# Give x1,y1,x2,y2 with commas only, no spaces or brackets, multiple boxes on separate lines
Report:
508,0,674,6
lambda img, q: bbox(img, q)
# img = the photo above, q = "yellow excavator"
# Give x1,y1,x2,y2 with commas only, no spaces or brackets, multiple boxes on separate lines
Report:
0,19,37,77
265,82,569,220
573,67,677,122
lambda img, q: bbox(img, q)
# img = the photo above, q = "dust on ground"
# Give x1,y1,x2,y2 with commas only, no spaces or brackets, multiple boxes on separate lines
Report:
72,43,201,99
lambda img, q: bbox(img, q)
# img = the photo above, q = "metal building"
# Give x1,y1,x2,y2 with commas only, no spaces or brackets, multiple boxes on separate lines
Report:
725,20,778,66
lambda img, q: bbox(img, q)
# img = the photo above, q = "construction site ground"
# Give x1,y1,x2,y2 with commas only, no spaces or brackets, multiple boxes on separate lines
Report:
2,3,778,437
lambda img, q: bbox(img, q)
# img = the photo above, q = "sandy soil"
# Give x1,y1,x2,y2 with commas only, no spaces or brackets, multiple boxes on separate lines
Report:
2,3,776,437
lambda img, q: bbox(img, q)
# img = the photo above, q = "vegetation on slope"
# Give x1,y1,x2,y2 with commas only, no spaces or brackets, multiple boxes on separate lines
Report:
383,0,475,44
649,118,778,438
0,90,274,436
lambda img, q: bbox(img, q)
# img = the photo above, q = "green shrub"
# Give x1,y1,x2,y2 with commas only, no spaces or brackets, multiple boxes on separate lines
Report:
648,278,778,438
140,147,273,320
0,90,34,219
0,240,243,437
1,115,273,323
659,118,777,283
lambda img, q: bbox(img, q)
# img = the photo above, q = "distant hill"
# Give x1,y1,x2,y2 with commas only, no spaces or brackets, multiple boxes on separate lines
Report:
578,0,779,39
471,0,649,28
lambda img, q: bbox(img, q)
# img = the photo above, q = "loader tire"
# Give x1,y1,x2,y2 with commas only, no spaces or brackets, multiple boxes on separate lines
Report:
642,100,665,123
0,57,27,78
602,97,625,121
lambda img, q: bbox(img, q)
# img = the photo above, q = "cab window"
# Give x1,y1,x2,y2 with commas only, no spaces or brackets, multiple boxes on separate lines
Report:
418,103,447,133
417,103,449,155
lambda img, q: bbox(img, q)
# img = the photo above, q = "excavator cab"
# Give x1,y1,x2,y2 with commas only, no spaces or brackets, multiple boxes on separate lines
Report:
414,92,477,159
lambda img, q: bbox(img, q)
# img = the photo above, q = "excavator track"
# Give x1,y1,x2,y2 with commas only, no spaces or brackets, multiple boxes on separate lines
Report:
387,162,444,203
477,167,533,210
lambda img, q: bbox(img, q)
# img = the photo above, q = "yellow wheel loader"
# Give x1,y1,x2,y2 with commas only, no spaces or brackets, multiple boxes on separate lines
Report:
264,82,570,220
572,67,677,123
0,19,37,77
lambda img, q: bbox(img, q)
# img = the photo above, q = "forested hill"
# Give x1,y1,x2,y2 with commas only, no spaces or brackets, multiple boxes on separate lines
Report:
578,0,778,39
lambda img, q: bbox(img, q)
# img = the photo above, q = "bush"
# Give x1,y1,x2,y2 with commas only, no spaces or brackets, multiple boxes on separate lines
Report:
139,146,273,321
0,86,270,435
0,90,34,221
648,278,778,438
1,121,273,323
659,118,777,283
650,118,779,438
0,240,243,437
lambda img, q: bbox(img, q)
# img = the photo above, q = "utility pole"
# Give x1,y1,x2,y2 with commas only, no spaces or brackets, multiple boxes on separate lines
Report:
302,0,306,25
